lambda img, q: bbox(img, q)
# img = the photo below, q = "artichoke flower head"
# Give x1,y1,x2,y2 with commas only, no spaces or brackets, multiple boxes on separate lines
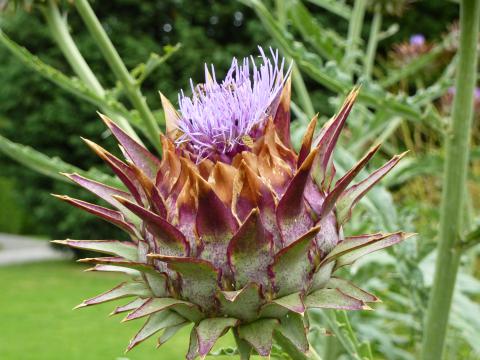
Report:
55,48,410,359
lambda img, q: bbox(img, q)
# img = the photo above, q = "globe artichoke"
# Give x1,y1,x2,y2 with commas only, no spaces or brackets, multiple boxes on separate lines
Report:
54,49,410,359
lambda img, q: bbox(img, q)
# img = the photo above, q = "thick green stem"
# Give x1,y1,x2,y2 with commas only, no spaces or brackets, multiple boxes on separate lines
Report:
42,0,142,143
73,0,162,152
343,0,367,73
364,6,382,80
421,1,480,359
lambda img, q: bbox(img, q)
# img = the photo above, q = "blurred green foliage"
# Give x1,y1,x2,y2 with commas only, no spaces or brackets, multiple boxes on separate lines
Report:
0,0,458,242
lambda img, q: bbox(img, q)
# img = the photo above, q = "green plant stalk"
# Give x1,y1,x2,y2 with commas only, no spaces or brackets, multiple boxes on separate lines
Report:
275,0,315,120
42,0,142,144
343,0,367,73
73,0,162,152
421,0,480,359
364,5,382,80
292,68,315,121
44,0,103,94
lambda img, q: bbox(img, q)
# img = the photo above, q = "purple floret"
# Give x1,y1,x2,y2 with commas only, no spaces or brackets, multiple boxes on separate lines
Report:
409,34,426,47
176,47,291,160
474,87,480,100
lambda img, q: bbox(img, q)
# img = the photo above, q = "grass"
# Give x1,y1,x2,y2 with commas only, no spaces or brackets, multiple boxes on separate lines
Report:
0,261,239,360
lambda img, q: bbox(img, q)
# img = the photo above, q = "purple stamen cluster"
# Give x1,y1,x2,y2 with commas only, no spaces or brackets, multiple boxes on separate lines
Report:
176,47,290,160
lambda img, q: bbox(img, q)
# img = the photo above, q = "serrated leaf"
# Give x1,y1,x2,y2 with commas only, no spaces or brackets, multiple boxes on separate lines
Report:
287,0,345,61
0,31,133,127
0,134,120,187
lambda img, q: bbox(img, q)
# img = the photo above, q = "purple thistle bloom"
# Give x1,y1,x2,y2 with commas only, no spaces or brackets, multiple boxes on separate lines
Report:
475,87,480,101
176,47,291,161
410,34,426,47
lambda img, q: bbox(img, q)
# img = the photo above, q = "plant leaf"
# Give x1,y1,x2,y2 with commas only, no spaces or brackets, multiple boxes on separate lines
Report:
238,318,279,356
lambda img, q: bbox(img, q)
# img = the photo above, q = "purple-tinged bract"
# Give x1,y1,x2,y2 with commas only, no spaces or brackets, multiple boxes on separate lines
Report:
55,49,410,359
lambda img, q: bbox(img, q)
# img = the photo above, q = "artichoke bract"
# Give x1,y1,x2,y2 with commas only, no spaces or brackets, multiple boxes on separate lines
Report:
54,49,410,359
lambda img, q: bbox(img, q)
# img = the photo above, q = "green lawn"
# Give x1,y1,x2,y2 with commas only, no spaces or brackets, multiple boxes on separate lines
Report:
0,261,240,360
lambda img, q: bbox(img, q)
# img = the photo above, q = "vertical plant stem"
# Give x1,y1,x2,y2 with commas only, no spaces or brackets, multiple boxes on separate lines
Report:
73,0,162,152
44,0,102,93
364,5,382,80
275,0,315,120
292,70,315,120
343,0,368,73
421,1,480,359
42,0,142,144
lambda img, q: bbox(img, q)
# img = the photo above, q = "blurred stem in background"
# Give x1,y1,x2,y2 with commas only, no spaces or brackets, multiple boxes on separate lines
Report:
364,4,382,80
41,0,143,144
73,0,163,153
275,0,315,120
421,0,480,359
344,0,367,73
